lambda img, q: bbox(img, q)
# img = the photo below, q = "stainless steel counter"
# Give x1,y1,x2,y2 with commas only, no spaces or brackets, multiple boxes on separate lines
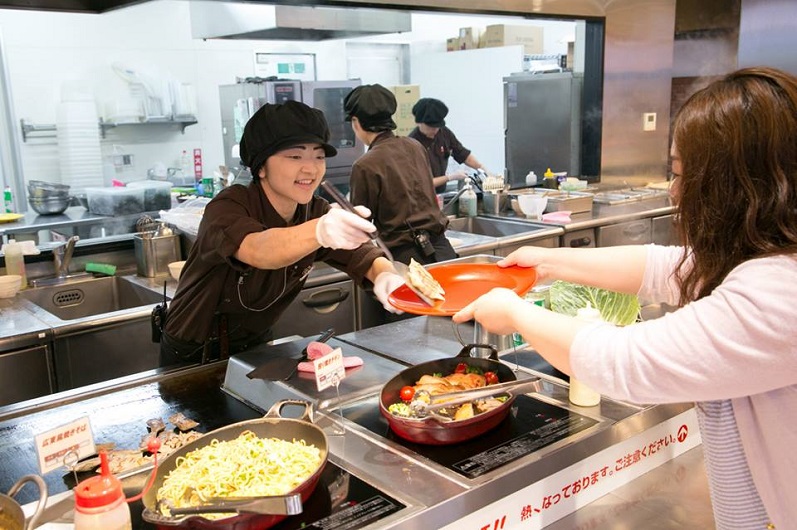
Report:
2,317,706,530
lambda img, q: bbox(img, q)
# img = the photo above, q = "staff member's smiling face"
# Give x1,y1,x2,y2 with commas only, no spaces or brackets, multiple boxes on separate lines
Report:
260,143,327,217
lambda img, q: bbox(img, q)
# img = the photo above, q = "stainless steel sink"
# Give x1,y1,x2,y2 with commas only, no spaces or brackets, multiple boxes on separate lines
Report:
18,275,167,321
447,216,544,237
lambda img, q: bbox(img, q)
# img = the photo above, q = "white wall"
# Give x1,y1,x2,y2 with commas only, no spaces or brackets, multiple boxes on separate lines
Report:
0,1,575,189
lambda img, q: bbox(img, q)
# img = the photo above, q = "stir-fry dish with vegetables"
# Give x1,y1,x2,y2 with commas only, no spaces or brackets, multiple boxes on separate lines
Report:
388,363,508,421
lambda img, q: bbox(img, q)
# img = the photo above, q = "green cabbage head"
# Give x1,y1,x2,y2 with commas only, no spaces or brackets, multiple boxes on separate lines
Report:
549,280,640,325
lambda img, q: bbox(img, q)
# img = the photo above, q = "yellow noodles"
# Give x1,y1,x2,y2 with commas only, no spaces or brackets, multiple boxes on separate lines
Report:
156,430,322,511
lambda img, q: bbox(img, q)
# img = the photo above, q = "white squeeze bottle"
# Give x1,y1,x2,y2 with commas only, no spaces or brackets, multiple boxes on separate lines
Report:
4,239,27,288
74,451,132,530
569,303,602,407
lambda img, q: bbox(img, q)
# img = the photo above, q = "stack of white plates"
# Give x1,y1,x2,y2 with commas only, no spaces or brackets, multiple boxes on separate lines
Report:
56,83,104,193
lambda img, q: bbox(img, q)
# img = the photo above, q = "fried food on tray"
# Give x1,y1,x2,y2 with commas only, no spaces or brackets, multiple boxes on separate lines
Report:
406,258,445,303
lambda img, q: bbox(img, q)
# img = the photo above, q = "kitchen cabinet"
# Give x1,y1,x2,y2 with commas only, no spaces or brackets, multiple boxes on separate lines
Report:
0,344,53,406
596,218,652,247
271,280,357,341
652,214,677,245
562,227,595,248
52,318,159,391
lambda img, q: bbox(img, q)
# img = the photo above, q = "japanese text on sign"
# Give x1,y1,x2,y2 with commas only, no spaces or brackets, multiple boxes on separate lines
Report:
34,416,96,475
314,347,346,391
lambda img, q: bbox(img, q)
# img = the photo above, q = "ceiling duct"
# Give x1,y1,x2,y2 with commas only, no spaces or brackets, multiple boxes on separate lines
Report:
190,1,412,41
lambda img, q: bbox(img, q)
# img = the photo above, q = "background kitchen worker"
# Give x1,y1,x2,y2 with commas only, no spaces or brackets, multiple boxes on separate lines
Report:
344,84,457,266
159,100,404,367
453,66,797,529
408,97,490,193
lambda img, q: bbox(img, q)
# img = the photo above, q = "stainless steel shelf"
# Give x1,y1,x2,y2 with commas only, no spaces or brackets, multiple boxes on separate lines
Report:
19,116,198,142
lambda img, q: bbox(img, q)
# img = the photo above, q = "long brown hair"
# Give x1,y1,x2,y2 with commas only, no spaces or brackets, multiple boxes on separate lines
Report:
672,66,797,303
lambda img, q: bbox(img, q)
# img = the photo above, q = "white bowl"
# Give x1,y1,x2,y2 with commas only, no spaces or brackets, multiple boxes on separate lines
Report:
168,261,186,281
517,195,549,219
0,274,22,298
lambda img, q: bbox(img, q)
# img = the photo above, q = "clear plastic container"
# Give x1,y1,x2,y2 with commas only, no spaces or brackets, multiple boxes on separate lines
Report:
86,187,146,216
127,180,172,211
3,239,27,288
569,303,602,407
458,181,477,218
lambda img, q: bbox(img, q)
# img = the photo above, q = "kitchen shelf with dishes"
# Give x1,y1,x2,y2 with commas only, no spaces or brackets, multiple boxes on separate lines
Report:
19,115,198,142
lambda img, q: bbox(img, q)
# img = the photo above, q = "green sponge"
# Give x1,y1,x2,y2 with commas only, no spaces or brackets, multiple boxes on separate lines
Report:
86,262,117,276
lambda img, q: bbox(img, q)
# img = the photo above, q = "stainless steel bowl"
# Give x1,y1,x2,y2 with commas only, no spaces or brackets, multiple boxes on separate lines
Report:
28,195,71,215
27,180,71,199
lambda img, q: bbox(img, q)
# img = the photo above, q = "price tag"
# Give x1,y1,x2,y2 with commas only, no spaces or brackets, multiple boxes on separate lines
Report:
314,347,346,392
34,416,96,475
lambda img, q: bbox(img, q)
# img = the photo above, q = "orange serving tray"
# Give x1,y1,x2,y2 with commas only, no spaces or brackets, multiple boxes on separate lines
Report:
388,262,537,316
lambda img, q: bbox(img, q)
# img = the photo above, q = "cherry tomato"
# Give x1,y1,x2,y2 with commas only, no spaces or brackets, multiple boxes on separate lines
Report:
484,371,499,385
399,386,415,402
454,362,468,374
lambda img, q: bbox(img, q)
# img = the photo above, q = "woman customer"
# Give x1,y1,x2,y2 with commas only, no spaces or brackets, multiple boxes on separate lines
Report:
344,84,457,265
160,100,404,367
453,66,797,529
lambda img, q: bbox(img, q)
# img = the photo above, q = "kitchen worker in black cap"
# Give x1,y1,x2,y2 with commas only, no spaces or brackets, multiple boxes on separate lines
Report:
408,97,490,194
344,84,457,269
159,100,405,367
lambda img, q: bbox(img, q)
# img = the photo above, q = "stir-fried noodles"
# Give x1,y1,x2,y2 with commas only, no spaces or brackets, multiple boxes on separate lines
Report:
157,430,322,513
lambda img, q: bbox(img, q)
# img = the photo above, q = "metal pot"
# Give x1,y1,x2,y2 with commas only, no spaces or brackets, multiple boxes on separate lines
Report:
379,344,526,445
142,400,328,530
0,474,48,530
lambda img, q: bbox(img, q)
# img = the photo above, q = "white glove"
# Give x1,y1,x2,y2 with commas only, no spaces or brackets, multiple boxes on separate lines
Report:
447,169,469,182
316,205,375,250
373,272,406,314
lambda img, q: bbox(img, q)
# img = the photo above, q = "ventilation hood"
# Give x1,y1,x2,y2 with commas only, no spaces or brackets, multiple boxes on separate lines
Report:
190,1,411,41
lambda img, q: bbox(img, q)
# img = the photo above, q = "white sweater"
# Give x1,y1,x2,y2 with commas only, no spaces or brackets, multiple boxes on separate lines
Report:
570,245,797,529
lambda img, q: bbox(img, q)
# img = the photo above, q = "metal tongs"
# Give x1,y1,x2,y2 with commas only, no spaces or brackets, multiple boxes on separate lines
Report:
148,493,302,524
320,181,412,280
320,181,395,262
410,377,543,418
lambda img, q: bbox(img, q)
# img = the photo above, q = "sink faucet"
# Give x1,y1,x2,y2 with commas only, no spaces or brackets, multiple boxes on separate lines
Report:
53,236,79,278
441,177,476,215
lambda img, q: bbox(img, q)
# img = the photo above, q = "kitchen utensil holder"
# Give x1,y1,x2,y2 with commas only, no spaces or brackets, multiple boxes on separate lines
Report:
134,231,181,278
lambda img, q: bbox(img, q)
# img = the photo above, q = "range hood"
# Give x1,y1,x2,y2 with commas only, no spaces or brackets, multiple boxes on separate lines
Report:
190,1,412,41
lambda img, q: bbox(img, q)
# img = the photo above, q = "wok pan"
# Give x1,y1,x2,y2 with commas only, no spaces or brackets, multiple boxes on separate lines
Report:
379,344,537,445
142,400,328,530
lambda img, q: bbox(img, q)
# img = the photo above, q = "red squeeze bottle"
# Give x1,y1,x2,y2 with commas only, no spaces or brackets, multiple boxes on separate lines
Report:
73,450,132,530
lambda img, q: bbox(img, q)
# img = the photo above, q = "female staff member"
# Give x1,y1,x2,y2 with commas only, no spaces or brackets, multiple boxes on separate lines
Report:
408,97,489,193
454,67,797,529
344,84,457,265
160,100,404,366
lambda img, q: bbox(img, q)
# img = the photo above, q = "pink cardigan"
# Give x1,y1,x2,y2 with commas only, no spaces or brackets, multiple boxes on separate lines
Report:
570,245,797,528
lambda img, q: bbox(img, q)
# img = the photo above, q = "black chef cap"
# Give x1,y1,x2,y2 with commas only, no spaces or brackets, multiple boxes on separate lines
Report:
343,84,397,132
239,100,337,177
411,98,448,127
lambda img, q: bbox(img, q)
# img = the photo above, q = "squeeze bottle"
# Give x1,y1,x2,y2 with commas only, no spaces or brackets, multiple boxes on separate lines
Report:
569,303,602,407
458,180,478,218
4,239,27,288
74,450,132,530
543,167,557,190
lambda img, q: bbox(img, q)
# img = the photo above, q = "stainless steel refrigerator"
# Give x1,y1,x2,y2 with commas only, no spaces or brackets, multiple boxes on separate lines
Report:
219,79,364,186
504,72,583,188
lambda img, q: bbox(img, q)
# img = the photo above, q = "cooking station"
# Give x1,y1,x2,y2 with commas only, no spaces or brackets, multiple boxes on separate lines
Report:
2,315,698,530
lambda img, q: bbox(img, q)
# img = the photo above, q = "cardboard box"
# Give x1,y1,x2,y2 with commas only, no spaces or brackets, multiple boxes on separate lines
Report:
458,27,477,50
388,85,420,137
482,24,544,55
446,37,460,52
